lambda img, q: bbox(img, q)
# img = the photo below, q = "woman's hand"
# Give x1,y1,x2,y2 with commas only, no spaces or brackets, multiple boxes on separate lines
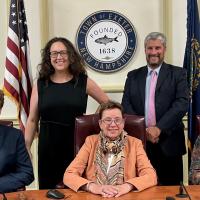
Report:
88,182,134,197
88,183,118,197
114,183,134,197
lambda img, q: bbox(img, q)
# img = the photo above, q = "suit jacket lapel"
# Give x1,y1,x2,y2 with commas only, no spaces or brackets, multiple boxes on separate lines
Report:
139,67,148,106
156,62,169,92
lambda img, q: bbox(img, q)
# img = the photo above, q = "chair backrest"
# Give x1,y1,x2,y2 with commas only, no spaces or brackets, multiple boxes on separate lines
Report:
196,115,200,135
74,114,146,155
0,120,13,126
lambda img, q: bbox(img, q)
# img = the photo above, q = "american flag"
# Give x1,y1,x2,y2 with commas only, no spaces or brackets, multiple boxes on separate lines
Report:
3,0,32,133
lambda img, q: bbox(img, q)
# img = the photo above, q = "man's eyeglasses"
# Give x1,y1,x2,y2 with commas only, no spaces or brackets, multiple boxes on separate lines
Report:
101,118,124,125
50,50,68,58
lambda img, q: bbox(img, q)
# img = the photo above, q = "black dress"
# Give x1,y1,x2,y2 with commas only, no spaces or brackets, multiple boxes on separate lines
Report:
37,74,88,189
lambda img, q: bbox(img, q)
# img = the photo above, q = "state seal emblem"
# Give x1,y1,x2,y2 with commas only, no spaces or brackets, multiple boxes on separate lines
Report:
76,10,137,72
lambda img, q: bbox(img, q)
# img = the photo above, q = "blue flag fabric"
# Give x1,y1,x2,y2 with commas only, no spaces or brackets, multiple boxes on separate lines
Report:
183,0,200,148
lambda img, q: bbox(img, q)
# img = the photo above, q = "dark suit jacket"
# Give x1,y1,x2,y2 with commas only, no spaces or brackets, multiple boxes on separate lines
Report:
122,62,189,156
0,125,34,193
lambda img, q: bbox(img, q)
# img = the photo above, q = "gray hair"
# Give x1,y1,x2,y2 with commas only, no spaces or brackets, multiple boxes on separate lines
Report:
144,32,167,48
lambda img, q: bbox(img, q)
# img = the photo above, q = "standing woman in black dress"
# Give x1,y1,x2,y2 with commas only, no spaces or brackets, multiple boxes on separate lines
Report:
25,37,109,189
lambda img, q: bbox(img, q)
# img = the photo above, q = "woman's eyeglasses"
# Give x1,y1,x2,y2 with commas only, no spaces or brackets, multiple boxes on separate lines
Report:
50,50,68,58
101,118,124,125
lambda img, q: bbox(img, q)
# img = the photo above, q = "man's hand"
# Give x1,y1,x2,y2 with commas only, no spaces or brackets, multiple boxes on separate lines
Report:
146,126,161,144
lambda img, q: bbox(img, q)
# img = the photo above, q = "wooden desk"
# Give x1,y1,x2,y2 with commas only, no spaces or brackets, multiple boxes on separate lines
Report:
2,186,200,200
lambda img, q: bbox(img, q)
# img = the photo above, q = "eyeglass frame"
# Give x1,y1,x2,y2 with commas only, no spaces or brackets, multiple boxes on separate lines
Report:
100,117,125,125
49,50,68,58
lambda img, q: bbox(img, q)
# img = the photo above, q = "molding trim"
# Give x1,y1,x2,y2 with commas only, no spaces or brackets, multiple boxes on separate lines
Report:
102,85,124,93
163,0,173,63
39,0,49,48
6,0,10,32
6,0,10,12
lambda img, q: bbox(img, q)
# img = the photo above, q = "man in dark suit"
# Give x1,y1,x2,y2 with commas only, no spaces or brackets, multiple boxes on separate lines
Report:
0,90,34,193
122,32,189,185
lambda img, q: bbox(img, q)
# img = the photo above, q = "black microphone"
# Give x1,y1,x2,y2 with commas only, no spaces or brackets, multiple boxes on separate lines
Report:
176,182,192,200
166,196,175,200
181,182,192,200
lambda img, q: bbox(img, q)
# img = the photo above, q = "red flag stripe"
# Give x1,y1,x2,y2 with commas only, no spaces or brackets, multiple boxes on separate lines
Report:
7,37,19,56
5,58,20,79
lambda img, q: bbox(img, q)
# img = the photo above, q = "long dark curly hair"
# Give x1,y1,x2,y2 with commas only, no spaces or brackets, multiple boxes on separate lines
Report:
38,37,86,80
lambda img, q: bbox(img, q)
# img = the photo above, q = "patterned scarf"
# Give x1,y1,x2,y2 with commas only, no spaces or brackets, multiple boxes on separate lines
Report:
95,131,127,185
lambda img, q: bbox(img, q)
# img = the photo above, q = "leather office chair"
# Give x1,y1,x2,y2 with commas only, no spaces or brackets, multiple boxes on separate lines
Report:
56,114,146,189
74,113,146,155
196,115,200,135
0,119,13,126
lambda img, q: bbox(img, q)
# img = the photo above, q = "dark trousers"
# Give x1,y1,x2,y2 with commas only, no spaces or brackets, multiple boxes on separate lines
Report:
146,142,183,185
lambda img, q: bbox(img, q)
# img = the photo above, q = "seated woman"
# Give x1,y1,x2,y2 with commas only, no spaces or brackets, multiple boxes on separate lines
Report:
189,135,200,184
63,101,157,197
0,90,34,193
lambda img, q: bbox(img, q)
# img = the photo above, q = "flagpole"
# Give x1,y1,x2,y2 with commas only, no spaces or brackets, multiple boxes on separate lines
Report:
16,0,23,127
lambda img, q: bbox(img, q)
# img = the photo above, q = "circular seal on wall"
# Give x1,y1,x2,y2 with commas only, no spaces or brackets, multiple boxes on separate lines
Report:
76,10,137,73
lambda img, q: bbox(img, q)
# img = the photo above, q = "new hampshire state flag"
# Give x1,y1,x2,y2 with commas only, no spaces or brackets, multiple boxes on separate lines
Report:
183,0,200,149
